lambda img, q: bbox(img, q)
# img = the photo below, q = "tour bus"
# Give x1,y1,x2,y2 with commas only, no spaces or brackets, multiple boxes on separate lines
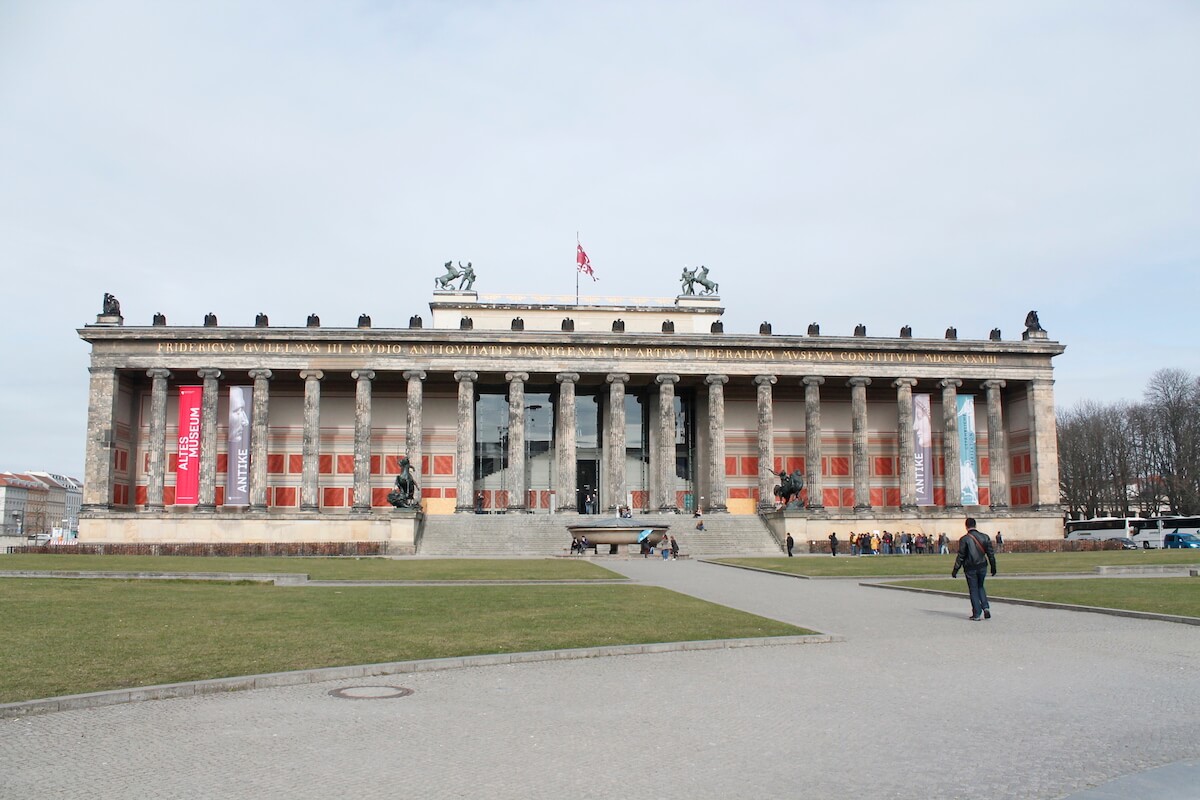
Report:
1130,516,1200,549
1063,517,1148,541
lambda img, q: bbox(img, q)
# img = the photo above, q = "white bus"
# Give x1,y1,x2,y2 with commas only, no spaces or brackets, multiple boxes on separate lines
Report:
1131,516,1200,549
1064,517,1147,541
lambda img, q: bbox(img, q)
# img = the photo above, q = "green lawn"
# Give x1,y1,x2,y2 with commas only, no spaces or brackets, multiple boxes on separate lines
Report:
0,554,620,581
892,577,1200,618
713,550,1200,577
0,580,811,703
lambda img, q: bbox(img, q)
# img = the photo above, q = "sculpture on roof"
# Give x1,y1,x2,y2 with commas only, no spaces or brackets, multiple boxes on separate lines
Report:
1024,310,1044,334
102,293,121,316
435,261,476,291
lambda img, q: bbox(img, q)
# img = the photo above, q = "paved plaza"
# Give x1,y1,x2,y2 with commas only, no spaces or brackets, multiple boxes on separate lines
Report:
3,559,1199,799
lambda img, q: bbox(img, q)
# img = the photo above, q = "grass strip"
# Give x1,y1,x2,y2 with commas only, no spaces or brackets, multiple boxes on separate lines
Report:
0,579,810,703
713,550,1200,578
0,555,620,581
890,577,1200,618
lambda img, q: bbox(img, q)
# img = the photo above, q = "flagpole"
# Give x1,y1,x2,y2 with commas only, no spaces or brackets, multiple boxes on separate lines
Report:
575,231,580,306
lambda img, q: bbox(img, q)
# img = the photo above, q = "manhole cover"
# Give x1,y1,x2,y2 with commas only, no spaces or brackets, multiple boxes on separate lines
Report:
328,685,414,700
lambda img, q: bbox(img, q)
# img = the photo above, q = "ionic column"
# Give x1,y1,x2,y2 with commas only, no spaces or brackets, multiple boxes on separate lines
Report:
656,374,680,512
351,370,375,512
299,370,324,511
403,370,426,485
803,377,825,510
82,367,119,511
981,380,1008,511
145,369,171,510
506,372,529,512
941,378,963,510
894,378,918,510
454,371,477,513
606,373,629,512
196,368,222,512
248,369,272,511
1027,378,1061,511
555,373,579,513
755,375,776,511
706,375,729,513
849,377,872,510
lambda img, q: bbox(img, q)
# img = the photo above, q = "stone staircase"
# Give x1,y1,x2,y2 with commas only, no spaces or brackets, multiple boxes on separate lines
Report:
416,512,783,557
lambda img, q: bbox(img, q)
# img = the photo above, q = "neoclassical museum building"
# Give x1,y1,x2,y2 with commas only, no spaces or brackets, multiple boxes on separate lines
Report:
78,284,1065,548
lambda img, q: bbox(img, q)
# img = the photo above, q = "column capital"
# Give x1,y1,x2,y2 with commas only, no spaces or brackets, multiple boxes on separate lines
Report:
505,371,529,383
893,377,917,389
802,376,825,387
847,376,872,388
606,372,630,384
351,369,376,381
146,368,171,380
197,368,222,380
555,372,580,384
753,374,776,387
403,370,426,381
940,378,962,390
705,374,729,386
656,374,680,386
981,379,1006,391
248,368,273,381
299,369,324,381
1030,377,1055,388
454,370,478,383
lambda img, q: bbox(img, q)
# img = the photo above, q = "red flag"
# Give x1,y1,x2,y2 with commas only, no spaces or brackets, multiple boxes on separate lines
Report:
576,243,596,281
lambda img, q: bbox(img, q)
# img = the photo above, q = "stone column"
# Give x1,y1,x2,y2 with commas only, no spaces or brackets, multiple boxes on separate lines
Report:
82,367,119,511
299,370,324,512
403,370,425,484
941,378,963,510
656,374,680,512
755,375,776,511
145,369,171,510
803,377,825,510
1028,378,1061,511
981,380,1009,511
196,368,222,512
555,373,579,513
706,375,729,513
454,371,477,513
894,378,918,510
248,369,272,511
606,373,629,512
506,372,528,512
351,370,375,512
849,377,872,510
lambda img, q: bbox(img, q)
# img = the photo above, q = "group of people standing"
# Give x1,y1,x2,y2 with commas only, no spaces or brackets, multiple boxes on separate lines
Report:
640,536,680,560
828,530,951,556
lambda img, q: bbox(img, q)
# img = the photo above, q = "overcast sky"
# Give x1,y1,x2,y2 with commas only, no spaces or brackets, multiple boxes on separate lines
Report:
1,0,1197,478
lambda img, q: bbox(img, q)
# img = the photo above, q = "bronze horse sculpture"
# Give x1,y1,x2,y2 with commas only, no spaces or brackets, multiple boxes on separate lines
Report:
388,457,420,508
771,468,805,508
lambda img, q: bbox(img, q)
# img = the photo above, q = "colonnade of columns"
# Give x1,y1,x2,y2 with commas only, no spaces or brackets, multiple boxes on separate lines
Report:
89,366,1046,516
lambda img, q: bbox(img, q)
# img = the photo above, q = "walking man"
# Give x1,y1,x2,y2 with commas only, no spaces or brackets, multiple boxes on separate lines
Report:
786,533,794,557
828,532,838,557
951,517,997,621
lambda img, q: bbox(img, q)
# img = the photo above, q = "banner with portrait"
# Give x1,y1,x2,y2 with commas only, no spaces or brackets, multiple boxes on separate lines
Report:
225,386,253,505
175,386,202,505
913,393,933,505
957,395,979,506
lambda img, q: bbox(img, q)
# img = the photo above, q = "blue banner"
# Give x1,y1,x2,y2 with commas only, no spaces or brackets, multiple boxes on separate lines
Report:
957,395,979,505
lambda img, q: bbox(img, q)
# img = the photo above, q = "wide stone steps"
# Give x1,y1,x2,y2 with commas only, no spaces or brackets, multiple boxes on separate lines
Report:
416,512,782,556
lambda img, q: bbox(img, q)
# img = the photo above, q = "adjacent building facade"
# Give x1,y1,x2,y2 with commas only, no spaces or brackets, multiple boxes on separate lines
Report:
77,290,1066,546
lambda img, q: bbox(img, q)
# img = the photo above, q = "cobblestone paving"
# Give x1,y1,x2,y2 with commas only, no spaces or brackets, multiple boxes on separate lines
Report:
2,558,1198,799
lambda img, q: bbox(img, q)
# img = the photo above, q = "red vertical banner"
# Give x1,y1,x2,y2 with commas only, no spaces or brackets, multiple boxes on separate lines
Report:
175,386,202,505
